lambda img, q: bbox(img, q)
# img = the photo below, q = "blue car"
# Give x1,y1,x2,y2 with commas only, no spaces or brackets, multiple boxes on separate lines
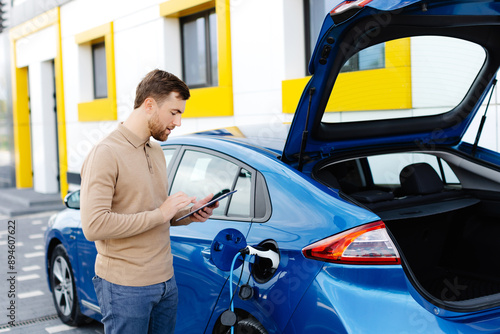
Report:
45,0,500,332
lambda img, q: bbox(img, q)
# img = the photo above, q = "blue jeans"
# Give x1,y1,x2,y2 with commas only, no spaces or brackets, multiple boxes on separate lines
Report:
92,275,178,334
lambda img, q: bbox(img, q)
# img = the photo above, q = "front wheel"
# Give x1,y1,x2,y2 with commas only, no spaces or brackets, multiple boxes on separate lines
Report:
50,244,88,326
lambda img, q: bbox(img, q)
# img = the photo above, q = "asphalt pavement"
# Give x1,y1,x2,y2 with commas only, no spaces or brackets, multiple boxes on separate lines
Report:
0,188,104,333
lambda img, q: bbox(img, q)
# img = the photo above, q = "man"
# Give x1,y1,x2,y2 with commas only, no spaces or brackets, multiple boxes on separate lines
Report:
80,69,215,334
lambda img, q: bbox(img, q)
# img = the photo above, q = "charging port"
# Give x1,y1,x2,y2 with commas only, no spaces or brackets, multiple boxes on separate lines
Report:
251,239,280,284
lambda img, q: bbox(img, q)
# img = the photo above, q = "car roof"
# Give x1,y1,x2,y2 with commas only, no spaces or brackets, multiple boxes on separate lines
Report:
165,123,290,156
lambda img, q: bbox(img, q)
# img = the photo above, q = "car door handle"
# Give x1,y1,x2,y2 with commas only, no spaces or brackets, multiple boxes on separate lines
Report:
201,248,211,260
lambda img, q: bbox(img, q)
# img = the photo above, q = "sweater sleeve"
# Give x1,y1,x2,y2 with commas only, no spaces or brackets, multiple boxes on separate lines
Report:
80,144,165,241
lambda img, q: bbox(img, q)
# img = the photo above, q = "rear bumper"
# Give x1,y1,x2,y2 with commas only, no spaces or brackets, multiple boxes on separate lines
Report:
284,264,500,333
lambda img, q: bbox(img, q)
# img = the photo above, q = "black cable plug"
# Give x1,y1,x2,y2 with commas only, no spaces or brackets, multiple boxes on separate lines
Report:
239,246,250,255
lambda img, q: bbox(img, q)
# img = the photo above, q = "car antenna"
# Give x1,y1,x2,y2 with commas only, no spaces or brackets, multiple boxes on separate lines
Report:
298,87,316,171
471,79,497,157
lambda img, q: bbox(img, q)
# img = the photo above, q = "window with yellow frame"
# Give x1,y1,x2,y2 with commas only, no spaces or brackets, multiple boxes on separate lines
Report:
75,22,117,122
180,9,218,88
159,0,233,118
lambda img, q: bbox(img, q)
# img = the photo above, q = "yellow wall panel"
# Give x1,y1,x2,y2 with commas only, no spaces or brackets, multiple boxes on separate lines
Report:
74,22,112,44
76,22,117,122
11,66,33,188
328,67,412,111
282,77,311,115
78,98,117,122
386,37,411,68
55,7,69,196
185,86,233,117
160,0,215,17
282,38,412,114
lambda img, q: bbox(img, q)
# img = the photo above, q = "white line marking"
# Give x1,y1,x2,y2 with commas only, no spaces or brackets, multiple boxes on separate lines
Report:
32,219,43,225
24,251,45,258
18,290,44,299
34,245,44,250
0,240,23,246
29,233,44,239
22,265,41,271
45,324,74,333
18,274,40,281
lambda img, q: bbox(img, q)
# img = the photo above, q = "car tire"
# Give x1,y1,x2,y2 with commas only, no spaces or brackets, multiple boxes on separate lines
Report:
224,318,268,334
50,244,88,326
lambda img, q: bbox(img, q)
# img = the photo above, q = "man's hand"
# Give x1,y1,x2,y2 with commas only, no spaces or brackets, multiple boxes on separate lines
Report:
190,193,219,222
160,192,196,222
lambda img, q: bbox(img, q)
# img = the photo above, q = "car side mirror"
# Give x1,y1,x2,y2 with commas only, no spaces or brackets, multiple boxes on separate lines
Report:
64,190,80,210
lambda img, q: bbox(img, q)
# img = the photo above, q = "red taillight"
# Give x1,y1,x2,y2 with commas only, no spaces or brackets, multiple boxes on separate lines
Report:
302,221,400,265
331,0,374,15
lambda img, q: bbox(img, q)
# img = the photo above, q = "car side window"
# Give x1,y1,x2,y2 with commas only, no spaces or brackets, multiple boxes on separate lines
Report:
163,148,176,170
227,169,252,217
170,149,252,218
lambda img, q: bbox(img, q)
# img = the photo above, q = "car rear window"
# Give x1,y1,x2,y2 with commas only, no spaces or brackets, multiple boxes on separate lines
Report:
367,153,459,187
321,36,486,123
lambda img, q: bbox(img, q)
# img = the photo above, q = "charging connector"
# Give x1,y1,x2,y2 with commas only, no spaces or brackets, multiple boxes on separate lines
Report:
241,246,280,270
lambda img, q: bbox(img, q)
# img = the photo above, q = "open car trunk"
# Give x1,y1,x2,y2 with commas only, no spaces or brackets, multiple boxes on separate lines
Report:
293,0,500,314
313,152,500,311
383,193,500,307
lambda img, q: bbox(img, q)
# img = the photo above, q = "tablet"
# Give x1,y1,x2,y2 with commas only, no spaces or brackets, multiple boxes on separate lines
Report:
175,189,237,222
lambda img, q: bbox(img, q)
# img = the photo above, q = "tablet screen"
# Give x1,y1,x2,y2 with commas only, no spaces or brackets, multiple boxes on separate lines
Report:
175,189,237,222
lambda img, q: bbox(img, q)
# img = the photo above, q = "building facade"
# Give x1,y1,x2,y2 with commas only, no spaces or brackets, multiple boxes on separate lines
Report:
6,0,500,196
0,0,15,188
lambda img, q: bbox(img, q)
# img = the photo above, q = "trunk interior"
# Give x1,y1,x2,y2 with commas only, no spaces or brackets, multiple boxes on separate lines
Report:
314,154,500,307
384,195,500,304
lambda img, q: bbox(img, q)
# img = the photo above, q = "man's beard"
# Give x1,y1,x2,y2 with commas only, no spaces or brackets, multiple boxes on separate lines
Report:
148,111,169,141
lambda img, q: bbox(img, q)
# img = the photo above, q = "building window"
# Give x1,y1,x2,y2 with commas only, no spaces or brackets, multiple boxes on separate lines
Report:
159,0,233,117
181,9,218,88
341,43,385,72
75,22,117,122
304,0,385,73
92,42,108,99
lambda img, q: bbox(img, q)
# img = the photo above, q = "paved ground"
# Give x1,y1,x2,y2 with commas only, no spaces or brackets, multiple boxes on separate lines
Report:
0,188,65,217
0,209,104,333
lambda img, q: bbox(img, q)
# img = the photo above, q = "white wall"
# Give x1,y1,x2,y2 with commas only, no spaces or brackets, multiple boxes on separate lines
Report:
411,36,499,153
230,0,300,127
28,61,59,193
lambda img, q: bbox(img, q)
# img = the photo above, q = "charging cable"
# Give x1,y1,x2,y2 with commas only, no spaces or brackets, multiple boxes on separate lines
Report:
229,251,243,334
227,246,280,333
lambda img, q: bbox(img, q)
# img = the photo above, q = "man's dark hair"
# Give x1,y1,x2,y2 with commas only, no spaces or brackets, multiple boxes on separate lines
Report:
134,69,190,109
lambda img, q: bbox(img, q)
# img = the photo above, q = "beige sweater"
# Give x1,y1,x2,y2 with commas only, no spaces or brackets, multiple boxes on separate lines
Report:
80,124,191,287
